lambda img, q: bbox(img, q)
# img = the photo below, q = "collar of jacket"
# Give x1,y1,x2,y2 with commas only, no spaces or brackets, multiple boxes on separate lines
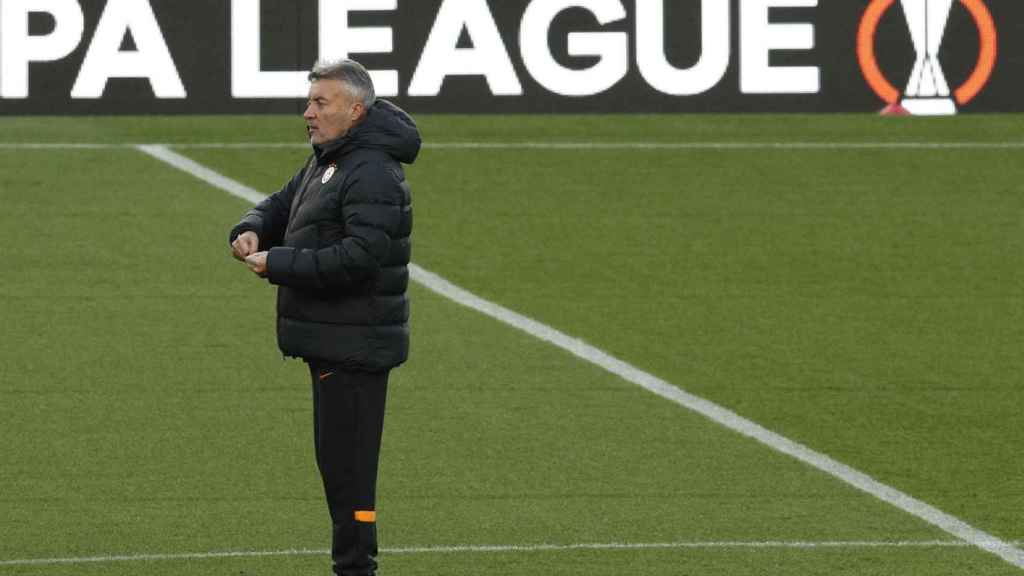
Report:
310,100,421,166
312,133,354,165
310,104,380,165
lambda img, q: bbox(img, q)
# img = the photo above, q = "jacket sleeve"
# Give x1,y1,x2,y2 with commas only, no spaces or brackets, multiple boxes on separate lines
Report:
227,159,309,250
264,160,403,291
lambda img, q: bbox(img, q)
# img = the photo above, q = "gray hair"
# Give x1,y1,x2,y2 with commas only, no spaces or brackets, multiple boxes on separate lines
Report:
308,58,376,108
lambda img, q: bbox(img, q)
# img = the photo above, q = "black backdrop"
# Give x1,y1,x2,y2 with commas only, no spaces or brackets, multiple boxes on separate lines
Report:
0,0,1019,114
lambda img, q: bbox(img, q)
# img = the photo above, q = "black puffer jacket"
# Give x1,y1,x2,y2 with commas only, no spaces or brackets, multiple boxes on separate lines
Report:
229,100,419,370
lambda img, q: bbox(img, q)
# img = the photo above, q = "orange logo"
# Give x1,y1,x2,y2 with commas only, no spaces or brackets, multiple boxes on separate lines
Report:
857,0,997,113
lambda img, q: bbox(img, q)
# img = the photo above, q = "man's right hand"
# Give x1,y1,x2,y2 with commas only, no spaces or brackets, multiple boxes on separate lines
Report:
231,231,260,261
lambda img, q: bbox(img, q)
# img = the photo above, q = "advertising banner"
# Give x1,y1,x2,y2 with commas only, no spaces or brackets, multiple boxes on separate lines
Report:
0,0,1018,114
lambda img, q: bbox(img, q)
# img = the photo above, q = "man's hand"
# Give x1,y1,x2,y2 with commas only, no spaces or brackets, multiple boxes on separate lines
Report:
245,251,269,278
231,231,259,261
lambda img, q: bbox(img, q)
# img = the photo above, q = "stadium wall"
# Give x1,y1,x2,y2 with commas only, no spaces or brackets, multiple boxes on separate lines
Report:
0,0,1019,115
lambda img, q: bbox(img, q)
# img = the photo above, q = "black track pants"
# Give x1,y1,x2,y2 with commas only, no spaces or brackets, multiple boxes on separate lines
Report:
308,361,389,576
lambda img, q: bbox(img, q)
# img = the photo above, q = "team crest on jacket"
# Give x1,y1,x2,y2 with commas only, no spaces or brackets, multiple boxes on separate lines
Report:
322,164,336,184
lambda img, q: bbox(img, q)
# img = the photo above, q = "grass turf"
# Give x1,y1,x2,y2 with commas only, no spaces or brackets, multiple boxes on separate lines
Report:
1,114,1022,575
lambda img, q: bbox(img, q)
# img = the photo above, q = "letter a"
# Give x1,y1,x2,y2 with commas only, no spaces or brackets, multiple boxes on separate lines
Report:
408,0,521,96
71,0,186,98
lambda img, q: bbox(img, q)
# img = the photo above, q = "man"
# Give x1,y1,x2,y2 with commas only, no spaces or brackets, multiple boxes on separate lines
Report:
228,58,419,576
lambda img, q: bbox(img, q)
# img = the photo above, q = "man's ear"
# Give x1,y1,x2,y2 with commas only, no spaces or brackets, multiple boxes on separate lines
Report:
351,102,366,123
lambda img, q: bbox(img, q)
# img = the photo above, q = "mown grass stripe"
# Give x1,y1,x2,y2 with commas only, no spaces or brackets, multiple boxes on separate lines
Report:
137,146,1024,571
4,141,1024,150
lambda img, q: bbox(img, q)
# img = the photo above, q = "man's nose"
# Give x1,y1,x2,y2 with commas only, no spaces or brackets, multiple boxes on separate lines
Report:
303,104,315,120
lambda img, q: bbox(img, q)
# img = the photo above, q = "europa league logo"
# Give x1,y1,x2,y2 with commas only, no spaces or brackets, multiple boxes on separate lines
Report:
902,0,956,114
858,0,997,115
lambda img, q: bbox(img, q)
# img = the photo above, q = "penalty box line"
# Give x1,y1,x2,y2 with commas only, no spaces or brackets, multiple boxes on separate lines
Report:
134,144,1024,571
3,540,1021,567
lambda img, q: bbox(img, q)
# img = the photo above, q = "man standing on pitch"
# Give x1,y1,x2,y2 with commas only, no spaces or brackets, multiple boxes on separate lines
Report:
229,58,419,576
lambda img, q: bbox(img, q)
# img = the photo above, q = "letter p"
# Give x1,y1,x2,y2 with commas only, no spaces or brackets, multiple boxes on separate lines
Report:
1,0,84,98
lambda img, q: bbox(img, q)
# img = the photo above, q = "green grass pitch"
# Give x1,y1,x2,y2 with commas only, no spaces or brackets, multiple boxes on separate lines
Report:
1,114,1022,575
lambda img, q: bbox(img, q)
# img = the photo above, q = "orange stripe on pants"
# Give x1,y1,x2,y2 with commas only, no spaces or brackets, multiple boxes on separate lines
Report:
354,510,376,523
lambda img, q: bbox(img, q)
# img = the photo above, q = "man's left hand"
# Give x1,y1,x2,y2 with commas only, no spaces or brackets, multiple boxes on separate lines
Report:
245,251,269,278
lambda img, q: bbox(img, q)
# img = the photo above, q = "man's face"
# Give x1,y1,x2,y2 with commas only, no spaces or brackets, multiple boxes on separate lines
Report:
304,79,362,145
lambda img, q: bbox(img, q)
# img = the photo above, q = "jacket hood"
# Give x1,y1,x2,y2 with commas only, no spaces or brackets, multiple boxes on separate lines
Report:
314,99,421,165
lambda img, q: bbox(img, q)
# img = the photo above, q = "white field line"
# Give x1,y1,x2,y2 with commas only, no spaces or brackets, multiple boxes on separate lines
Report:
136,144,265,205
4,540,1023,567
5,140,1024,151
0,142,126,149
135,145,1024,571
